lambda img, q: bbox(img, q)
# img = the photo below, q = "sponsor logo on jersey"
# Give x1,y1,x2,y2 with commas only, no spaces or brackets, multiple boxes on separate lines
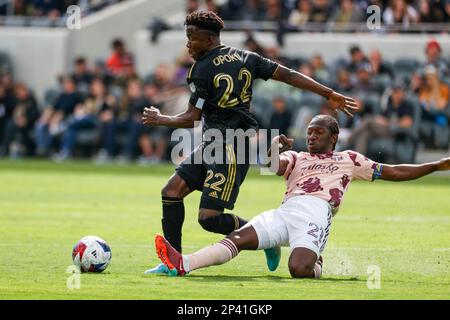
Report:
298,163,340,176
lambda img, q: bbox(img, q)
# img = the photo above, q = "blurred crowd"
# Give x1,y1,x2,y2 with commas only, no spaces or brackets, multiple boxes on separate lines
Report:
0,38,193,164
148,1,450,52
248,36,450,163
0,0,127,18
4,0,449,31
195,0,450,25
0,36,449,164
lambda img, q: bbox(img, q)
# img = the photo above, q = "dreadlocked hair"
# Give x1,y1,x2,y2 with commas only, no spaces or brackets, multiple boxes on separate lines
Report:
311,114,340,150
185,10,225,34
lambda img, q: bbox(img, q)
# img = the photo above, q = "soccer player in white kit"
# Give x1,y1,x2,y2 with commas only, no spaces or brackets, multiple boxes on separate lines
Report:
154,115,450,278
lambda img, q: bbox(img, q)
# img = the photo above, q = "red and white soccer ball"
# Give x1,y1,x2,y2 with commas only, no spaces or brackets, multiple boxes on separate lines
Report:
72,236,112,273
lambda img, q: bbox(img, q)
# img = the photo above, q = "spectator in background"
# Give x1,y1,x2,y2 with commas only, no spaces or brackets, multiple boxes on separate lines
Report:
106,38,135,78
419,65,450,119
0,73,15,96
53,76,84,117
264,0,283,21
288,0,312,27
92,59,114,88
205,0,228,18
173,49,195,86
121,79,150,161
71,57,94,94
139,82,169,164
331,0,365,30
422,39,449,78
149,63,176,91
347,82,414,155
35,76,83,156
217,0,246,20
5,0,33,16
240,0,266,21
368,49,394,79
31,0,76,17
0,82,39,158
346,45,369,75
114,55,139,89
310,53,330,85
144,63,189,120
96,84,130,161
309,0,332,23
362,0,385,13
418,64,450,148
269,95,292,136
383,0,419,27
417,0,446,23
52,78,107,161
94,93,120,163
0,78,15,145
411,39,449,95
352,62,381,97
186,0,200,14
205,0,218,13
445,1,450,21
101,79,149,162
333,68,353,95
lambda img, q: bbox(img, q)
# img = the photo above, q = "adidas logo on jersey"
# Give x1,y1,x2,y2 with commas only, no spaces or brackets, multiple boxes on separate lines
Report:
209,191,218,198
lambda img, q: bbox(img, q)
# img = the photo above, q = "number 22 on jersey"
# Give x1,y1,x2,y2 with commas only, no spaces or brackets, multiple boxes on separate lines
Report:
213,68,252,108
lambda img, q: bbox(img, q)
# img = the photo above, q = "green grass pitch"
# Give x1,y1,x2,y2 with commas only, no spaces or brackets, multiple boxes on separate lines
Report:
0,159,449,299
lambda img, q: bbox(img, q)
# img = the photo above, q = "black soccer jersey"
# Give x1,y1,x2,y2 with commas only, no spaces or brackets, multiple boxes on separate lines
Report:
187,45,278,139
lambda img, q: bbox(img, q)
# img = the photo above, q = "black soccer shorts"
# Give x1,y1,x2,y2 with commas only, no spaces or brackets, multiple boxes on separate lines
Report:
175,142,249,211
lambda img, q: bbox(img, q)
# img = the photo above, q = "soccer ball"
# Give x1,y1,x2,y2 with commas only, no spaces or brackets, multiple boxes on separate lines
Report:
72,236,112,273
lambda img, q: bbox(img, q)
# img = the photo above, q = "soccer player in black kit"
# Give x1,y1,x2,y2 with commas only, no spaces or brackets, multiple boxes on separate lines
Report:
143,11,358,274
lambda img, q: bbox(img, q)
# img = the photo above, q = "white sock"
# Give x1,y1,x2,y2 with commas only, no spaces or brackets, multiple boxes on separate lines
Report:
182,238,239,273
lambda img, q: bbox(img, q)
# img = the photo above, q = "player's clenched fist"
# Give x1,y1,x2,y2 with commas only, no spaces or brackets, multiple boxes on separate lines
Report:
271,134,294,154
437,157,450,171
142,106,161,126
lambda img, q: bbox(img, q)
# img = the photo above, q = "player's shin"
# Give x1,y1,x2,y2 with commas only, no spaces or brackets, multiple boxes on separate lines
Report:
183,238,239,272
161,196,185,252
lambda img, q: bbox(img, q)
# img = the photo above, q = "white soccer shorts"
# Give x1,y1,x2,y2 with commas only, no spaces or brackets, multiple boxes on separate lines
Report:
244,195,332,257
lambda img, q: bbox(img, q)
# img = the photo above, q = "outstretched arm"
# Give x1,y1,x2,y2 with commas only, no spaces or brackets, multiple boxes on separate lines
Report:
271,65,358,117
142,104,202,128
380,157,450,181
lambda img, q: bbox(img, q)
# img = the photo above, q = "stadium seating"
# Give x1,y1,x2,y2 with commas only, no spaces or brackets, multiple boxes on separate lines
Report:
361,94,382,115
393,58,419,82
372,74,393,95
419,113,450,150
368,95,422,163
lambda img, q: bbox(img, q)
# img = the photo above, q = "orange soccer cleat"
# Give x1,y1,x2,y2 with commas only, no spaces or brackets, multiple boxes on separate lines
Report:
154,234,186,276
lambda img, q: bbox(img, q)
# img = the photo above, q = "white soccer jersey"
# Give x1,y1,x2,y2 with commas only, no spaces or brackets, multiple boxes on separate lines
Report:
280,150,383,215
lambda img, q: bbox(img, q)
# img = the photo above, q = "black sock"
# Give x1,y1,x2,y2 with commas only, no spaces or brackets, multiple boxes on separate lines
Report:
161,196,185,253
198,213,248,235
